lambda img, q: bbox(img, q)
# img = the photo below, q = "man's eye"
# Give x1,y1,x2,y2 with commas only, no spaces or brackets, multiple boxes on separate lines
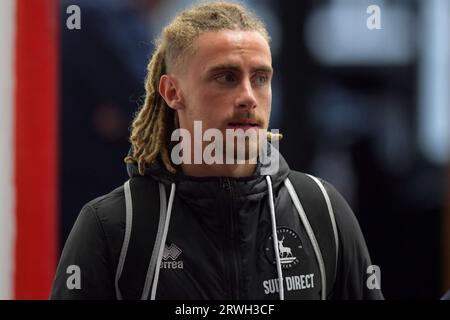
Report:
216,73,236,84
253,74,269,86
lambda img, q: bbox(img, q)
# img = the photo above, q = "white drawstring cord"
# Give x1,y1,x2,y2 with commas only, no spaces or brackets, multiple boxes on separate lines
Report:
150,182,176,300
284,178,327,300
266,176,285,300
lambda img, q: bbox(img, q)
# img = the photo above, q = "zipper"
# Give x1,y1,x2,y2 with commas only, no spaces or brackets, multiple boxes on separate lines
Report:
221,177,241,299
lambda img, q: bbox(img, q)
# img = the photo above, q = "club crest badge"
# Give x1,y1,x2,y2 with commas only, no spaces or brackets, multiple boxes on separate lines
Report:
265,227,302,269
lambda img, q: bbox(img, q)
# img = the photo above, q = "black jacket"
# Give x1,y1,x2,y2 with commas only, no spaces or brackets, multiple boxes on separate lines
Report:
51,147,383,300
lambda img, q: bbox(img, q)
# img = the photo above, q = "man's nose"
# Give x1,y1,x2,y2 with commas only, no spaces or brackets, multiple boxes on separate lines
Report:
235,79,257,110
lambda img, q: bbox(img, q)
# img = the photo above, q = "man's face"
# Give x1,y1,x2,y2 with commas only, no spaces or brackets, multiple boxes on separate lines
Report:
170,30,273,160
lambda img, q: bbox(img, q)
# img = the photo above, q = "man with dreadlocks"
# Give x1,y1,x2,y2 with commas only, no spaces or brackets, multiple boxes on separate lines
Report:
51,2,383,300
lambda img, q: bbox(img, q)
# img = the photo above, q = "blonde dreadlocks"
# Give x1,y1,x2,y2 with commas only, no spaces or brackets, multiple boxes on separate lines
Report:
125,1,270,175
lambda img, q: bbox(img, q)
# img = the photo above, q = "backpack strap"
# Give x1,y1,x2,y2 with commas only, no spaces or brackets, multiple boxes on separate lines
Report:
115,176,166,300
286,171,339,299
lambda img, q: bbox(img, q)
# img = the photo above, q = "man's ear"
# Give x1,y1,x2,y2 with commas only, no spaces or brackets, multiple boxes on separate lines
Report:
159,75,184,110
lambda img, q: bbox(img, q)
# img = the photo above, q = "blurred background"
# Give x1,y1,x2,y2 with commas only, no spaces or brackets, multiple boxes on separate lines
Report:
0,0,448,299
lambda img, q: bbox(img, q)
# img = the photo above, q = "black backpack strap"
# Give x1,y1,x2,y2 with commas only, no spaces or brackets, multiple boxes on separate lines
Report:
286,171,338,299
115,176,164,300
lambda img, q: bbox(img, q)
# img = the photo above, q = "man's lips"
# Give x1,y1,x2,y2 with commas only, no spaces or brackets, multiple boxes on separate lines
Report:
227,120,261,131
227,123,260,131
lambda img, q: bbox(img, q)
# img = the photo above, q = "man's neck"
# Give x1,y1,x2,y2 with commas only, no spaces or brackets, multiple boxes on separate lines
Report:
181,163,256,178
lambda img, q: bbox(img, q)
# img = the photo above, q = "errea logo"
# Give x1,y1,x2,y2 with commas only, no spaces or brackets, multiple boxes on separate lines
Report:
160,243,184,269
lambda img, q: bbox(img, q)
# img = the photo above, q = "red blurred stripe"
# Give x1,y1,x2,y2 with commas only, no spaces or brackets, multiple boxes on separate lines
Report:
14,0,59,299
